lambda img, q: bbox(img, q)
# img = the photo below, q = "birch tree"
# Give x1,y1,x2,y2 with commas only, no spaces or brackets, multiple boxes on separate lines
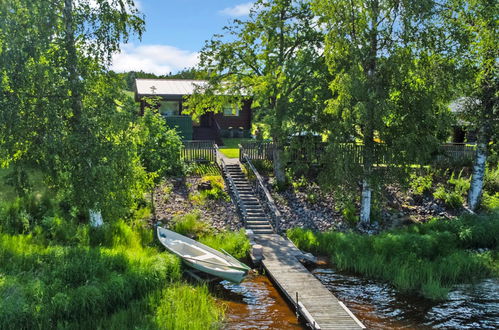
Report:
314,0,454,223
185,0,327,186
0,0,149,224
444,0,498,211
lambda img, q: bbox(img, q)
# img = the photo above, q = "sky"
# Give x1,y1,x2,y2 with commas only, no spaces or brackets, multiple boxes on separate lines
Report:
110,0,254,75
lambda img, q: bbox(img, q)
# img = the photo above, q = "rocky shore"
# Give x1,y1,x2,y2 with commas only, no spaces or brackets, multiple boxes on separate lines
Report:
153,176,242,231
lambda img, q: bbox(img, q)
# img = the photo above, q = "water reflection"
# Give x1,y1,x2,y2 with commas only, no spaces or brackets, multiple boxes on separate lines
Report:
313,267,499,329
216,275,305,329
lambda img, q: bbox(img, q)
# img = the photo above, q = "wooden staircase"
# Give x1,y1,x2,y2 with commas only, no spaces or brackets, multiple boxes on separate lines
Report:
224,164,274,234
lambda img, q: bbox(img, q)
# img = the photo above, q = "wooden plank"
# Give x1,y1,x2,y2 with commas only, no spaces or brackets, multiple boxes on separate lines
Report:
252,234,365,329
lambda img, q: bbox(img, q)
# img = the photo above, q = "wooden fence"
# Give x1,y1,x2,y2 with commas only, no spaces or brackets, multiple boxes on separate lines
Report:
181,140,216,163
239,141,476,165
239,141,275,162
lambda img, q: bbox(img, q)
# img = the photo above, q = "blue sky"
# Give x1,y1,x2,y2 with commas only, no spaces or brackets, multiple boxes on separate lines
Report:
111,1,254,75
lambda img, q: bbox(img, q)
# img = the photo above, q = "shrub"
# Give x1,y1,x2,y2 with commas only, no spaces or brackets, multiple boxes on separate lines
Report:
409,173,433,196
433,171,470,209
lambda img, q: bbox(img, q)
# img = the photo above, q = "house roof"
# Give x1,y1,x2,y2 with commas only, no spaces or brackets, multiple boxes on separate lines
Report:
134,79,208,101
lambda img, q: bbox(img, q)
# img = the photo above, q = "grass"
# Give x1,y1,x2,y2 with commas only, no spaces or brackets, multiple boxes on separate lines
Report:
219,138,254,159
169,212,251,259
288,211,499,300
0,210,227,329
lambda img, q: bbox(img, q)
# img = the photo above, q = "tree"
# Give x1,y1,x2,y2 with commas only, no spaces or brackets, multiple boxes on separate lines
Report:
0,0,149,224
314,0,454,223
444,0,498,211
184,0,328,186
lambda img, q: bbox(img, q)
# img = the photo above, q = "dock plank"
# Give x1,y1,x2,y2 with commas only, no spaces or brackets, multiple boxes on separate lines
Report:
253,234,365,329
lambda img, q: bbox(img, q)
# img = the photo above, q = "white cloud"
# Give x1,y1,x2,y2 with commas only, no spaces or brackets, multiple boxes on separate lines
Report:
219,2,253,17
110,43,199,75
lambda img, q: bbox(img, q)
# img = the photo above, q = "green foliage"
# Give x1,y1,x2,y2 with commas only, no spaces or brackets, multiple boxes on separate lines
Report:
169,213,251,259
189,175,229,205
170,212,212,238
482,192,499,211
0,222,182,328
153,284,224,329
409,173,433,196
314,0,455,222
199,230,251,260
341,201,358,227
186,0,331,184
288,211,499,300
433,171,470,209
137,106,184,183
484,165,499,194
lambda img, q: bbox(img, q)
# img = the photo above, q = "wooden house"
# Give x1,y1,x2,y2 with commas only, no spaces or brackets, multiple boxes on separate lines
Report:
134,79,252,144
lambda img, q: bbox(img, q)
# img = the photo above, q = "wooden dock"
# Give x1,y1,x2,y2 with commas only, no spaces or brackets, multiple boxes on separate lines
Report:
251,234,365,330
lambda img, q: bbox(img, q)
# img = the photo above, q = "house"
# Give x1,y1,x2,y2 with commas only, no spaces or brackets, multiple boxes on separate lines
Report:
134,79,252,144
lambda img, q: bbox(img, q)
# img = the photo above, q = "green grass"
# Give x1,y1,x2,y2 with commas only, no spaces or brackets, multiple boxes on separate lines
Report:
219,138,254,159
288,211,499,300
0,214,227,329
170,212,251,259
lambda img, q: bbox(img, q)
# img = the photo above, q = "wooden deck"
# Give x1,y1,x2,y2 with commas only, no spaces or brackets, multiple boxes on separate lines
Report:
251,234,365,330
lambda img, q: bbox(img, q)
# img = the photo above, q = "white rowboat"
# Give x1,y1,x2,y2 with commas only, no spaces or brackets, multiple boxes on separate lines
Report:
156,226,250,283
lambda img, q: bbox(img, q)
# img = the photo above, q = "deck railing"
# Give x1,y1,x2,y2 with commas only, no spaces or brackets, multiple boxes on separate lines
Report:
240,149,281,232
181,140,216,162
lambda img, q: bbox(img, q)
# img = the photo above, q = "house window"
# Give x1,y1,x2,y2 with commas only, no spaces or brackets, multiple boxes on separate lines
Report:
159,101,180,116
223,104,239,116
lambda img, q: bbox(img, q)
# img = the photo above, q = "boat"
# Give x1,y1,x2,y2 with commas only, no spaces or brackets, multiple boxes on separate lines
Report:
156,226,251,283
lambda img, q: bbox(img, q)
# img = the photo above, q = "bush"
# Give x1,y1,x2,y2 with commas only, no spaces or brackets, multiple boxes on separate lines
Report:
288,212,499,300
433,171,470,209
409,173,433,196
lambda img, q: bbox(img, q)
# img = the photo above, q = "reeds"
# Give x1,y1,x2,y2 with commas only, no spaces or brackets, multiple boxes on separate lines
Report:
288,211,499,300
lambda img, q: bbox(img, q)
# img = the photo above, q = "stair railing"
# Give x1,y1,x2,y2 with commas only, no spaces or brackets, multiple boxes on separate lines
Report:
239,145,281,233
215,145,247,225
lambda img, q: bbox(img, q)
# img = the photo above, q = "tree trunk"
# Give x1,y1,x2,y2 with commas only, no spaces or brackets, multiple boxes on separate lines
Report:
89,209,103,227
359,0,379,224
467,47,495,211
271,97,287,187
273,142,286,187
360,179,372,223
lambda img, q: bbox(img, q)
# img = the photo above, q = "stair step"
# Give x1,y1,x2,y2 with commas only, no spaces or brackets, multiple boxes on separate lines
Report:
246,221,271,226
251,229,274,234
246,218,269,222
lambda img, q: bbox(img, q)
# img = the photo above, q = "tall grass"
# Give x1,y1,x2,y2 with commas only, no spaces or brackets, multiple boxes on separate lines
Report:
0,221,182,328
288,211,499,300
65,283,224,330
170,212,251,259
0,216,229,330
200,230,251,259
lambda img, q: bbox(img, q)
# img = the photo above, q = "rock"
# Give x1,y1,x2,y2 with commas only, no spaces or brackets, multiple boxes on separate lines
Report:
197,181,212,191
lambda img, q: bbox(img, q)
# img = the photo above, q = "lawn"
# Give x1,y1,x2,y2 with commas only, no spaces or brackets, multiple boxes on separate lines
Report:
219,138,253,159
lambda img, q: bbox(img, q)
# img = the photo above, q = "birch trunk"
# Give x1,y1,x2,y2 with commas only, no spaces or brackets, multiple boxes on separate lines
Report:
89,209,103,227
359,0,378,224
468,123,490,211
360,179,372,223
